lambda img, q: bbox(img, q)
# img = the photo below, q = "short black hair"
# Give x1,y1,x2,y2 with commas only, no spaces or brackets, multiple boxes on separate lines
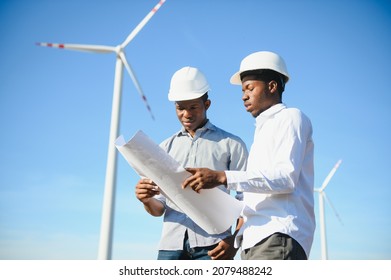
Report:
240,69,286,94
200,92,209,102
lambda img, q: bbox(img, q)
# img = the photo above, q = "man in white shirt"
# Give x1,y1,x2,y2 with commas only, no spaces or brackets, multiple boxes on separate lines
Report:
182,51,316,260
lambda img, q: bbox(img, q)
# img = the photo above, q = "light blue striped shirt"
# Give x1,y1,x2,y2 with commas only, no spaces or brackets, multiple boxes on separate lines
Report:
155,120,248,250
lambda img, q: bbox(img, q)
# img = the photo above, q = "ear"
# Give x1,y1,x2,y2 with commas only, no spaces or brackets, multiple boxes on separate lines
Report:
268,80,278,93
204,99,211,110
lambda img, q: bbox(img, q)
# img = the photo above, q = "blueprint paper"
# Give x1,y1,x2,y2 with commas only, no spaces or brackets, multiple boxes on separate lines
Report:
115,130,243,234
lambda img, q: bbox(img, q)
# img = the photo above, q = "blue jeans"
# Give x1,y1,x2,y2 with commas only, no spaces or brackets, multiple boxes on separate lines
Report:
157,234,216,260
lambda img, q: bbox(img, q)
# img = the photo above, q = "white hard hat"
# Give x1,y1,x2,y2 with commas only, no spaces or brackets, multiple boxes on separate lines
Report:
230,51,290,85
168,66,210,101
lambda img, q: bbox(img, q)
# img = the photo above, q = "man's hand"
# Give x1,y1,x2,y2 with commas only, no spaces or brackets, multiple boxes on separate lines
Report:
135,178,160,203
182,168,227,193
208,236,238,260
134,178,164,217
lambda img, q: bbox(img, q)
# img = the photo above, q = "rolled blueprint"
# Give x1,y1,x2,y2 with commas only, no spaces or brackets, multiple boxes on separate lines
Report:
115,130,243,235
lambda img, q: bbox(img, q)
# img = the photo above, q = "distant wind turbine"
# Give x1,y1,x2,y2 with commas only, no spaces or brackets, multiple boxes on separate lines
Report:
37,0,167,259
314,159,343,260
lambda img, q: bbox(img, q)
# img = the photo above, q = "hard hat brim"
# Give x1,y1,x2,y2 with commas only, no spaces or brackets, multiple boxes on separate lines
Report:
230,71,242,85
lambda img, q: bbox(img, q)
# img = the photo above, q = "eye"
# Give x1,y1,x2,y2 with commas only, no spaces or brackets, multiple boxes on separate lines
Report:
242,83,254,93
243,87,253,94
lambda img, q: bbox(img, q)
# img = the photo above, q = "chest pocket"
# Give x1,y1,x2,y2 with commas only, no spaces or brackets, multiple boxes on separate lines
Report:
194,140,229,170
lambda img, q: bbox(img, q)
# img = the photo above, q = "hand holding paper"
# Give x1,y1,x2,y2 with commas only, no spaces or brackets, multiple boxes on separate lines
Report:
115,130,243,235
182,167,227,193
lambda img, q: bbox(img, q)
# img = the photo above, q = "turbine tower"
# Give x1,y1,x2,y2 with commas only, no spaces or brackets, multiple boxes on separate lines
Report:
314,159,343,260
37,0,167,259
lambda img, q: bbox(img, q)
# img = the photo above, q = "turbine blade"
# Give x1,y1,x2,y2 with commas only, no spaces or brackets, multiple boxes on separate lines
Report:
120,0,166,48
118,52,155,120
36,42,116,53
319,159,342,192
323,192,344,225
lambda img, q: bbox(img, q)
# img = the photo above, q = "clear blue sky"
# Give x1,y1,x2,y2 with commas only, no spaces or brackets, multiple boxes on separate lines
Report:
0,0,390,260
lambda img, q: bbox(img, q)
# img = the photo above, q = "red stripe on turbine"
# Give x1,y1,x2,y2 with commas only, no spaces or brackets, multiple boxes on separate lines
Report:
152,0,165,12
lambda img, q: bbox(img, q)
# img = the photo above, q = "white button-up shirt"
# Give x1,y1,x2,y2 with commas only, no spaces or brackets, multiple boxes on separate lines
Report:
225,103,315,257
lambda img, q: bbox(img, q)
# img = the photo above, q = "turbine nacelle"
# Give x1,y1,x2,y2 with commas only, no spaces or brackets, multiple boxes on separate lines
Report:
115,45,124,55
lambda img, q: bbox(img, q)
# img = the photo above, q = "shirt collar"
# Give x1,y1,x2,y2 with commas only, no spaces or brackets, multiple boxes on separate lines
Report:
255,103,286,126
178,119,215,136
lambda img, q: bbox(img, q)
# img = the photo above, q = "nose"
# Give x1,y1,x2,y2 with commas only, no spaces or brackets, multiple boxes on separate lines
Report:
242,91,249,101
183,109,192,118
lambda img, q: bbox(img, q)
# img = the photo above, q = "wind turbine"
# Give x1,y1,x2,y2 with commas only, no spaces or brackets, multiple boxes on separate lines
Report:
37,0,167,259
314,159,343,260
